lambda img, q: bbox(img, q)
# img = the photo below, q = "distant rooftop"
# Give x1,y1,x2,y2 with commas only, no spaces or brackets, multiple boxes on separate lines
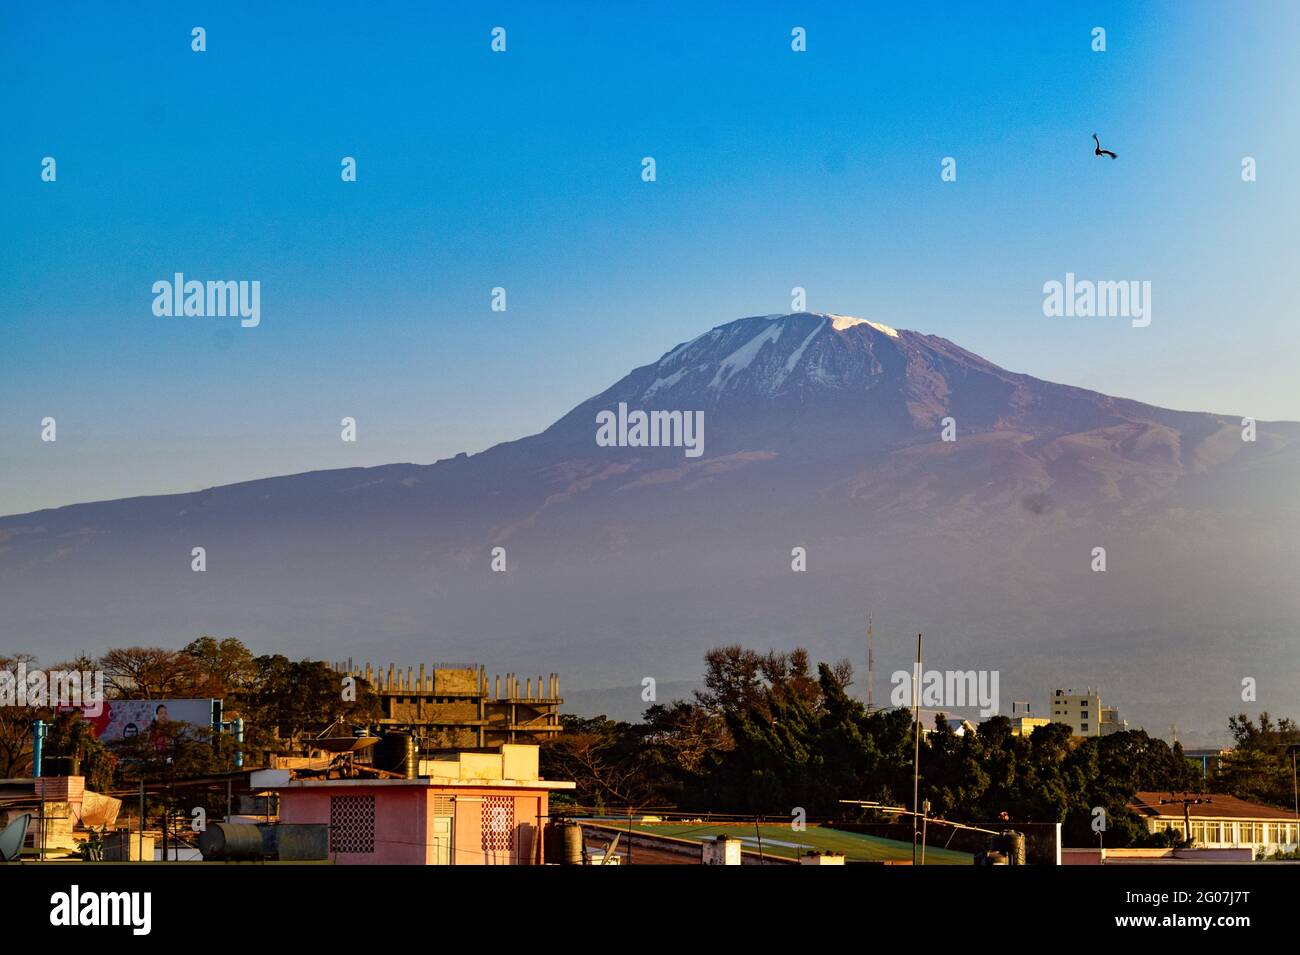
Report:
1129,791,1295,821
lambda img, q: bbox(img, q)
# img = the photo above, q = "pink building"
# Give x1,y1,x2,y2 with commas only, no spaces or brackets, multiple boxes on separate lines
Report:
273,744,574,865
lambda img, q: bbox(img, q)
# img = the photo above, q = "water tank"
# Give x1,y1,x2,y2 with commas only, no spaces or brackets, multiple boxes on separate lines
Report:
993,830,1026,865
976,830,1026,865
375,732,417,777
199,822,265,860
274,824,330,861
545,821,584,864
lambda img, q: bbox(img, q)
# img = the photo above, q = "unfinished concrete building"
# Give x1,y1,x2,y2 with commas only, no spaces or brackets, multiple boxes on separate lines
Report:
333,662,563,751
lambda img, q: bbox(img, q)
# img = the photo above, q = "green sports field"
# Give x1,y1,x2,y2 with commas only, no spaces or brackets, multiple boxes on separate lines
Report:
620,822,973,865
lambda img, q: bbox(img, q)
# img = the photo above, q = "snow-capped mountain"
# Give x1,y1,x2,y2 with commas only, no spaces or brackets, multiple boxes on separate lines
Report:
3,313,1298,741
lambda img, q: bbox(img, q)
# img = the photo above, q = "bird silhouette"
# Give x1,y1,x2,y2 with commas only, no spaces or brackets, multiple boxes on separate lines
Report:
1092,133,1117,159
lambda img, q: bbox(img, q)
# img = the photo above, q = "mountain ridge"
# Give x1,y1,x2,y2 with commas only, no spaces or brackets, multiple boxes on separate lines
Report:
2,312,1297,742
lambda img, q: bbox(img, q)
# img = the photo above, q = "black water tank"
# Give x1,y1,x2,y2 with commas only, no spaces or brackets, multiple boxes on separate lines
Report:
375,732,417,777
993,830,1026,865
545,821,584,864
199,823,265,860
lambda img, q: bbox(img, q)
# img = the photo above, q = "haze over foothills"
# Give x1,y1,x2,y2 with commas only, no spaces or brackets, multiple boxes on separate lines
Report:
2,3,1298,745
4,312,1298,745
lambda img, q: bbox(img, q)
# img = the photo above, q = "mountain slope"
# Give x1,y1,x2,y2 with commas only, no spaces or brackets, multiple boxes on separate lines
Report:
3,313,1298,743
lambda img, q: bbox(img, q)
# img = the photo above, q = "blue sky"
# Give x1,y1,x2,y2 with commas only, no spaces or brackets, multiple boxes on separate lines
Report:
2,1,1297,515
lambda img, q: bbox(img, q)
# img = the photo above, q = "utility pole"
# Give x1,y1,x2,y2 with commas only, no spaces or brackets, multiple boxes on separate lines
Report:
912,632,922,865
866,613,874,711
1288,744,1299,832
920,799,930,866
1158,795,1211,844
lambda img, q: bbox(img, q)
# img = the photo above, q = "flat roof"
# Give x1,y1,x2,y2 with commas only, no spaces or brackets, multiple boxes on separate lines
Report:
585,821,972,864
277,777,575,790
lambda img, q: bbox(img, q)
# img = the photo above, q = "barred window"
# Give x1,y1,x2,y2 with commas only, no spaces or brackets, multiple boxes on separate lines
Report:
330,795,376,854
481,795,514,852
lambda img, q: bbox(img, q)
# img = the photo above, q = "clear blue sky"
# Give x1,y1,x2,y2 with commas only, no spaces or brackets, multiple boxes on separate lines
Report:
2,1,1297,515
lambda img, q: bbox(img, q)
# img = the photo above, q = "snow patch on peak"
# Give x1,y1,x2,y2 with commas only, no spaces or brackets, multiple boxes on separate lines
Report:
643,367,688,398
709,321,783,390
782,322,823,374
824,314,899,338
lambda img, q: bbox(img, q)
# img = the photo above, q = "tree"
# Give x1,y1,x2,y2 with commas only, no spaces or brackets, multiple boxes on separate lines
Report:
1215,713,1300,808
43,709,116,791
237,655,379,759
97,647,207,699
541,714,657,811
0,653,40,777
180,636,256,700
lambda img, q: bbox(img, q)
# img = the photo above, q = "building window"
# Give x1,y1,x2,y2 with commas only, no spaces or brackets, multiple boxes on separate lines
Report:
330,795,376,854
481,795,515,852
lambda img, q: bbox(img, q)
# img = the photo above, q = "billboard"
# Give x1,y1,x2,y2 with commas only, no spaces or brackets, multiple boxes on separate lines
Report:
76,698,218,745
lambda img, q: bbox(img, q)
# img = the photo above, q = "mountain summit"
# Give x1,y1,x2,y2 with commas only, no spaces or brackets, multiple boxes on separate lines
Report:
544,312,1272,497
3,313,1298,740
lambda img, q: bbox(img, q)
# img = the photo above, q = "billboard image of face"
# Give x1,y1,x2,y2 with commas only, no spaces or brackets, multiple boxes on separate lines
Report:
73,699,215,742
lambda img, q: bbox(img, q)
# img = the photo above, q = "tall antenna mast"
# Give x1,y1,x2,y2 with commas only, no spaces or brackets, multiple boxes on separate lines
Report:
866,612,874,711
912,633,923,865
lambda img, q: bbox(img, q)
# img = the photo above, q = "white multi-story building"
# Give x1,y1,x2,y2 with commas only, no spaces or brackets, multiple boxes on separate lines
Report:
1050,688,1127,737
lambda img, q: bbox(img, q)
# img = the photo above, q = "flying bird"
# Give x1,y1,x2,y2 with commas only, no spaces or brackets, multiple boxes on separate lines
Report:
1092,133,1117,159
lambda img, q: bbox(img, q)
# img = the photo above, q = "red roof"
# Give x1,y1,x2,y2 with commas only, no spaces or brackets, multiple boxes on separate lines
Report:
1129,791,1297,821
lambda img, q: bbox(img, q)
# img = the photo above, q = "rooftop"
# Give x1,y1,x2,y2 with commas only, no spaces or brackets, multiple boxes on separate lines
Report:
1129,791,1297,821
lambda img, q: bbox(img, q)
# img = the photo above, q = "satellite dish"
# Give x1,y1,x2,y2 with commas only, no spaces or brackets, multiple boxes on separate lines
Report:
0,813,32,862
311,736,379,755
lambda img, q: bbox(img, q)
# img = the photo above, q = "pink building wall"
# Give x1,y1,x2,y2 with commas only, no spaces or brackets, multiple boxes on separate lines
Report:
279,783,549,865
